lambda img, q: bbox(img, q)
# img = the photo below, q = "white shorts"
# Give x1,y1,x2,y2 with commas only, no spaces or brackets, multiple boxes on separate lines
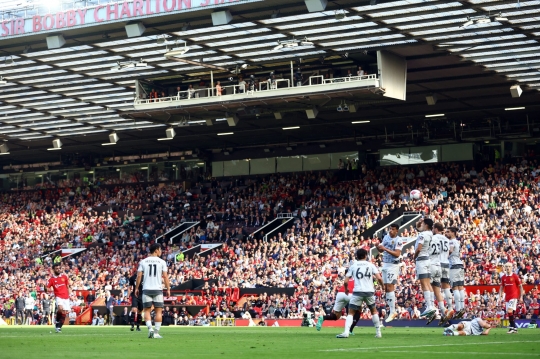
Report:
382,263,400,285
349,292,376,310
430,264,442,286
333,292,352,313
506,299,518,312
450,267,465,287
416,260,430,280
55,297,71,312
461,318,484,336
441,265,450,284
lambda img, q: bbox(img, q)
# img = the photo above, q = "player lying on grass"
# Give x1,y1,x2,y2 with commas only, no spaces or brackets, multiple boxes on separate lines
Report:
444,318,494,336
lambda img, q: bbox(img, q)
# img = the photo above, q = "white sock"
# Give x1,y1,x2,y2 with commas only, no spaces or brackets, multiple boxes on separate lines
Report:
344,315,353,335
146,320,152,330
372,314,380,332
460,289,466,311
453,290,461,310
444,288,453,311
438,300,446,314
424,291,433,309
386,292,396,314
155,322,161,333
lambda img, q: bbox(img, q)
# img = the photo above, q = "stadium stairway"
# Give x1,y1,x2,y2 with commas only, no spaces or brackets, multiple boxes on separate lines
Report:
76,297,104,325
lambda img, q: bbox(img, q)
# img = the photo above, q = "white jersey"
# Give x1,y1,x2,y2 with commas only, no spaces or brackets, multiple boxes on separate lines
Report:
346,260,379,294
429,234,444,265
449,238,463,266
137,256,168,291
439,234,450,267
414,230,433,260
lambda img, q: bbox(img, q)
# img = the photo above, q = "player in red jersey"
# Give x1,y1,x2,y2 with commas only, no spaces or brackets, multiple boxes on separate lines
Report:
498,262,524,334
47,263,71,333
315,278,360,334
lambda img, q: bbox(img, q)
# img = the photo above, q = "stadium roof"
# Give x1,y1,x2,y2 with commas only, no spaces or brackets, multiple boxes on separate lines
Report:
1,0,540,165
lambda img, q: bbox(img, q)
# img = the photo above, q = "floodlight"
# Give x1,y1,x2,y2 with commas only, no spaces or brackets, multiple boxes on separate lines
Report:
343,103,349,112
460,18,474,28
165,41,189,57
0,77,7,85
273,43,284,51
335,10,346,20
4,56,14,65
136,59,147,67
241,63,248,69
300,40,314,47
337,105,343,112
476,17,491,24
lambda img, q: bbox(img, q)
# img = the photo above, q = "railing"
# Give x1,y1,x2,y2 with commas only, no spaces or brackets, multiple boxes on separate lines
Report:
134,74,379,107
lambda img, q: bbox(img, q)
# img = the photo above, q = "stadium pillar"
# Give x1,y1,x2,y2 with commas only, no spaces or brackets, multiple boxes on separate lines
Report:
290,61,294,87
211,71,214,94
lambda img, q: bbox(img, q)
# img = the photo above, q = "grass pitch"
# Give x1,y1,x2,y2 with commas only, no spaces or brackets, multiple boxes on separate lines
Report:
1,326,538,359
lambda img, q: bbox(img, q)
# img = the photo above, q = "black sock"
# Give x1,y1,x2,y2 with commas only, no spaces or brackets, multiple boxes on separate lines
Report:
55,312,62,329
349,311,360,333
59,313,66,329
136,313,141,328
130,312,135,326
509,314,516,329
323,313,338,321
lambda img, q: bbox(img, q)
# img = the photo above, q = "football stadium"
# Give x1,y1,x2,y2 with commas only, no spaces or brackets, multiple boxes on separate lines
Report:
0,0,540,358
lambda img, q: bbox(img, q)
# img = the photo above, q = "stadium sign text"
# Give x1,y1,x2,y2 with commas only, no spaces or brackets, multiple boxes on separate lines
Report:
0,0,251,38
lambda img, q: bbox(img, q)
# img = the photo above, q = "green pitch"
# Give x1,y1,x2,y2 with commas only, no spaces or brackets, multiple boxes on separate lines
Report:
1,326,539,359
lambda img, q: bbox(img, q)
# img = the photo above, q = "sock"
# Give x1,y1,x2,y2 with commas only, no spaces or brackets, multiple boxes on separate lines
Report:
146,320,153,330
350,311,360,333
453,290,461,310
386,292,396,314
372,314,380,332
136,314,141,328
424,291,433,309
58,313,66,329
323,313,338,320
438,301,446,314
55,312,62,329
459,290,466,310
344,315,353,335
129,312,135,326
155,322,161,334
443,289,453,311
509,314,516,329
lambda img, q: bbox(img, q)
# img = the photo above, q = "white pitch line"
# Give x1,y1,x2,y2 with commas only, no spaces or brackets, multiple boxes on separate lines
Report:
383,351,540,357
321,340,540,352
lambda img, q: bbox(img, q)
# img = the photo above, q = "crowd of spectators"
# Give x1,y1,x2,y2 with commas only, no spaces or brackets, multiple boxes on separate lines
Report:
1,158,540,325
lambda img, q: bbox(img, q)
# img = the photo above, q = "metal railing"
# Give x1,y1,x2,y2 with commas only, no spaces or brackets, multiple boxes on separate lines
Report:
134,74,378,106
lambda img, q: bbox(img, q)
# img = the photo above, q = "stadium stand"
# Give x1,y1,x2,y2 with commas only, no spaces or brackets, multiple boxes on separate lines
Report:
1,160,540,325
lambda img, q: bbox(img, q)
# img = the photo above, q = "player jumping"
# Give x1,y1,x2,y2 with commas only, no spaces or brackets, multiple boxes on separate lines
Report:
376,223,404,323
414,218,437,318
316,278,360,335
499,262,524,334
47,263,71,333
448,227,466,319
336,248,383,338
135,244,171,339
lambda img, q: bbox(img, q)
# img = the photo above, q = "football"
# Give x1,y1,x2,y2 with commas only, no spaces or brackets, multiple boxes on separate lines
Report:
410,189,422,200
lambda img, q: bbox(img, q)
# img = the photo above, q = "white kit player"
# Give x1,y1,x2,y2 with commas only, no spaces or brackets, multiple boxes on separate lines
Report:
447,227,466,319
337,248,383,339
438,225,454,325
444,318,493,336
426,223,448,325
135,243,171,339
376,223,404,323
413,218,437,318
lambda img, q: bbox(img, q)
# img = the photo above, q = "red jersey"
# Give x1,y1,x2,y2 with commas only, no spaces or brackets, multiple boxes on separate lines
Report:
47,275,70,299
338,279,355,293
500,273,521,301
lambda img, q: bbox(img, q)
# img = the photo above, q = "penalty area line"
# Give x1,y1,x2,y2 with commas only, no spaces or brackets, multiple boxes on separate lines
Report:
320,340,540,352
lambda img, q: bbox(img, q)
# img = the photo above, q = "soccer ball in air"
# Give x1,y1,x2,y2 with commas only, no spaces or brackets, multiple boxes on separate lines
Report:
410,189,422,200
